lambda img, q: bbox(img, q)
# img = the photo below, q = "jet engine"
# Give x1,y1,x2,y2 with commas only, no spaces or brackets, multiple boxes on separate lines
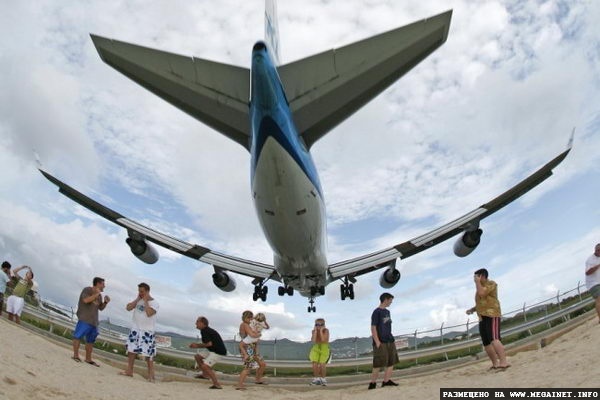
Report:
126,237,159,264
379,267,401,289
212,270,237,292
453,228,483,257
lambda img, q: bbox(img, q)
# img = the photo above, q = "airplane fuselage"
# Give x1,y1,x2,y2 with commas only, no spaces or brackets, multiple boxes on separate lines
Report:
250,42,329,297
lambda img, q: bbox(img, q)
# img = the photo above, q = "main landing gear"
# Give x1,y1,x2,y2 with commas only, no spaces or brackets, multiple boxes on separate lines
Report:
340,277,355,300
278,285,294,296
252,278,268,302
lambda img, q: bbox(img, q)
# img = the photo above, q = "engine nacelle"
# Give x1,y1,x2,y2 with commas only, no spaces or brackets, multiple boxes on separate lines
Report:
453,228,483,257
379,267,401,289
212,271,237,292
126,237,159,264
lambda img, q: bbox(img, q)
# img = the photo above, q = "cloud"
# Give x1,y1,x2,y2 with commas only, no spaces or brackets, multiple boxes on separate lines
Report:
0,0,598,341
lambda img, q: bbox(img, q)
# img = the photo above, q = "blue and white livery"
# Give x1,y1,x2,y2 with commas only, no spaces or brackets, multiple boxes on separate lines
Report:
40,1,570,311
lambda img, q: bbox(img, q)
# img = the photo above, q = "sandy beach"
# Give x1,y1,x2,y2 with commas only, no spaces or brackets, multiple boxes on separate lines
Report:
0,315,598,400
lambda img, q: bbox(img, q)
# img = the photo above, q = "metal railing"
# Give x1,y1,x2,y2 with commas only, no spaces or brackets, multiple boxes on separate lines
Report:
22,282,595,368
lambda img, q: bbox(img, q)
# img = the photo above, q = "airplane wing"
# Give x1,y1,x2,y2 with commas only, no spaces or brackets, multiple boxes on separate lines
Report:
38,169,277,280
90,35,251,150
278,10,452,149
328,145,572,279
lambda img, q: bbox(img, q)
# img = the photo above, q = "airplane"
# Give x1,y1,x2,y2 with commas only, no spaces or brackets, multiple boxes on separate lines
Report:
40,1,571,312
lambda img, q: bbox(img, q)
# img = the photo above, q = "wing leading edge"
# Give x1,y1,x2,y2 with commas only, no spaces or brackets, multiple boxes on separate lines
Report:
39,169,276,280
328,144,572,279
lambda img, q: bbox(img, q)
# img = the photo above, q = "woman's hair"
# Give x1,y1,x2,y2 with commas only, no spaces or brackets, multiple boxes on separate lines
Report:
242,310,253,321
255,312,266,322
315,318,325,325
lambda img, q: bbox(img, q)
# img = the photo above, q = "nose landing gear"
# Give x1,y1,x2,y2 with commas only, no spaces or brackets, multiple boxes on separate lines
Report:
307,297,316,313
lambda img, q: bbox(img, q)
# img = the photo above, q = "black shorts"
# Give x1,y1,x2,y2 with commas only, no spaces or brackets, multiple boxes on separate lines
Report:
479,316,501,346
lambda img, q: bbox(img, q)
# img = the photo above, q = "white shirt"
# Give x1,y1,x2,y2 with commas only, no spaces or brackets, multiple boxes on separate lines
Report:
131,299,159,332
585,254,600,290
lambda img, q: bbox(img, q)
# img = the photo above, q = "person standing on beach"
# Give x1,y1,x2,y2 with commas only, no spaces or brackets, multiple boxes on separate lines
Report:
585,243,600,323
121,282,159,382
309,317,330,386
466,268,510,370
72,277,110,366
0,261,11,316
6,265,34,324
368,292,399,390
236,310,267,390
189,316,226,389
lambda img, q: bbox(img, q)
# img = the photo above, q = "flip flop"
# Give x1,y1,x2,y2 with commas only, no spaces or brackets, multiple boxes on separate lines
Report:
235,387,247,391
119,371,133,377
85,360,100,367
488,366,497,370
71,357,82,362
496,365,511,370
255,381,268,385
209,385,222,389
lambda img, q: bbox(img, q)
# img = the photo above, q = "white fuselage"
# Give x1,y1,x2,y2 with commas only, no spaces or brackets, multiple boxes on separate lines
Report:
252,136,328,296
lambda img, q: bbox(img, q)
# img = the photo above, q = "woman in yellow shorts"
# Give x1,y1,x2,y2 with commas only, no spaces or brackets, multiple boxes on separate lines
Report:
309,318,330,386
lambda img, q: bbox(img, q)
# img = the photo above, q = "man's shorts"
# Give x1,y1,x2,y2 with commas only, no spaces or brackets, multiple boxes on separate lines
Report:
479,315,502,346
589,284,600,299
196,348,222,367
126,330,156,359
73,321,99,343
372,341,399,368
6,295,25,316
309,343,331,364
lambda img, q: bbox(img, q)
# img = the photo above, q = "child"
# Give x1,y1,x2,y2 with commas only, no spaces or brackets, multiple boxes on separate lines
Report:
240,312,269,360
309,318,330,386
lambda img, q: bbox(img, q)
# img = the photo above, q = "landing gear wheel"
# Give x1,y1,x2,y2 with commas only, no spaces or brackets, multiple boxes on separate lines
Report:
286,286,294,296
340,284,346,300
348,283,355,300
278,286,285,296
260,286,268,302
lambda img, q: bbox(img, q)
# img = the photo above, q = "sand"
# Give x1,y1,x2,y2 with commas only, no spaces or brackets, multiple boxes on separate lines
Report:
0,315,598,399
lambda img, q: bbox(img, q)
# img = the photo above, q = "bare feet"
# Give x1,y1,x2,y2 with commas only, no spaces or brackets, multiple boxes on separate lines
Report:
119,371,133,377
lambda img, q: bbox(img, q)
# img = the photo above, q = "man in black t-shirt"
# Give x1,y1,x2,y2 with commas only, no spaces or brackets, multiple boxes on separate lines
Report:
189,316,227,389
368,292,399,390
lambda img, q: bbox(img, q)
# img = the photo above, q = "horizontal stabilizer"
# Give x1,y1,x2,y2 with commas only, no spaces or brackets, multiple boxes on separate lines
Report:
91,34,251,149
278,10,452,148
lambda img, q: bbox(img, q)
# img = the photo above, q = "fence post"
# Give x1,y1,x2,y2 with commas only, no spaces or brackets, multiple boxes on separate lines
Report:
354,337,358,373
414,329,418,365
522,302,527,322
440,322,445,345
577,281,582,302
273,338,277,377
466,319,470,339
556,290,561,310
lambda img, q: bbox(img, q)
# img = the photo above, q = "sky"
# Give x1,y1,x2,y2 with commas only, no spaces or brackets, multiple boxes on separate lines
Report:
1,0,599,343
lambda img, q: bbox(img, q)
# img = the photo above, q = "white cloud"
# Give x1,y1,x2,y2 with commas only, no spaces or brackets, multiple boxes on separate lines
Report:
0,0,598,341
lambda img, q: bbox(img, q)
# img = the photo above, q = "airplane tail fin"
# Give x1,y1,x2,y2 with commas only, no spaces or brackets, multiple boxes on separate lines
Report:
265,0,281,65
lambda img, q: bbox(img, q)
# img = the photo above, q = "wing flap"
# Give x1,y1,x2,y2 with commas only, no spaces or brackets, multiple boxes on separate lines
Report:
91,35,251,149
278,10,452,148
329,145,571,279
39,169,276,280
